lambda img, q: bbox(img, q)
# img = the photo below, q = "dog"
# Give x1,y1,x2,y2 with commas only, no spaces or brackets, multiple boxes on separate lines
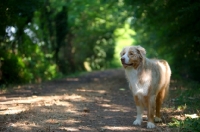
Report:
120,45,171,128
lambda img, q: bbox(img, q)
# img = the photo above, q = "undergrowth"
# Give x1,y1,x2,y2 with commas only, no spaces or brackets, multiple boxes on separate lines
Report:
168,78,200,131
169,118,200,132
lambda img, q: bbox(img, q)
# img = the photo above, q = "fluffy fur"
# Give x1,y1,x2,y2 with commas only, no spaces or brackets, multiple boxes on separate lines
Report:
120,45,171,128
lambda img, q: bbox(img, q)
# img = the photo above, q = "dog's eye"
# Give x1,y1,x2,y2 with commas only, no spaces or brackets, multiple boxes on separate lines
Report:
129,52,134,55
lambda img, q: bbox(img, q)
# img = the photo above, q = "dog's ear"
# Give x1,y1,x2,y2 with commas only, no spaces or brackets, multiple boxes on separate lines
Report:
136,45,146,58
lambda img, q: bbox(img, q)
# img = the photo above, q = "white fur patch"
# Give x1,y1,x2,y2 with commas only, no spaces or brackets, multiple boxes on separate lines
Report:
147,122,155,128
125,67,150,96
121,47,130,64
133,119,142,125
133,106,144,126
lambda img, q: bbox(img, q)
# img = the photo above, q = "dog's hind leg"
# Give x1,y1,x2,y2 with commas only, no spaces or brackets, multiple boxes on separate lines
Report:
155,88,166,122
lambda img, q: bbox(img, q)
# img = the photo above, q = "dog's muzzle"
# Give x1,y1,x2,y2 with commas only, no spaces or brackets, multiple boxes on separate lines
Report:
121,58,125,64
121,58,133,67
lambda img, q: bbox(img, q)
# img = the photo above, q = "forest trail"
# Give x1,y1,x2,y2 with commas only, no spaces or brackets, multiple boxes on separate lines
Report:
0,69,172,132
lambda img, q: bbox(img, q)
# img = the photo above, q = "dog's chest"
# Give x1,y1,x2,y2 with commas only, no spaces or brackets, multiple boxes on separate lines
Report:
125,68,150,95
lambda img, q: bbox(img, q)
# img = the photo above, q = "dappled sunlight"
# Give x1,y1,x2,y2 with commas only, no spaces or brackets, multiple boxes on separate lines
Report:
101,104,111,108
8,122,40,131
0,94,86,116
0,93,84,131
0,105,28,115
98,102,133,113
1,96,44,105
77,89,106,94
0,69,173,131
103,126,136,131
62,94,85,101
59,127,80,131
65,78,79,81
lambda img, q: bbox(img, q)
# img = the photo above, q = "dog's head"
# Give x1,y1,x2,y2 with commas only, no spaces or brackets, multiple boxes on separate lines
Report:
120,45,146,69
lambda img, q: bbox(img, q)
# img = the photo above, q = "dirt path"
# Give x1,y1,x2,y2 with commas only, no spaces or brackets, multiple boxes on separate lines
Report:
0,69,171,132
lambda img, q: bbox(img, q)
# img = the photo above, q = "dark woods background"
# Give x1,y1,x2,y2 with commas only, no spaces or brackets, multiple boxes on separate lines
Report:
0,0,200,85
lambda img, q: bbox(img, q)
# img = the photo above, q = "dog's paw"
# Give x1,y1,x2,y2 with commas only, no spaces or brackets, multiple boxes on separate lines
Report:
147,122,155,129
154,117,162,123
133,119,142,125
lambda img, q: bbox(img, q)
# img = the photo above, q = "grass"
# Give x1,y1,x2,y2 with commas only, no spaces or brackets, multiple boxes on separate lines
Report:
168,77,200,131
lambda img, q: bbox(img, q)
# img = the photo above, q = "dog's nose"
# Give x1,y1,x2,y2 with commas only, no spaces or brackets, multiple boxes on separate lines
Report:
121,58,125,63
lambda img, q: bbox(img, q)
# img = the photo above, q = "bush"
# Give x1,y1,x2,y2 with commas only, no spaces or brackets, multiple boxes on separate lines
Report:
0,49,32,84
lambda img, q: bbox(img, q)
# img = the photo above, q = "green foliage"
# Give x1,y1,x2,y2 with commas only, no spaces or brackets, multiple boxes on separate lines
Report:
18,34,61,83
0,39,60,84
0,0,132,85
0,0,44,39
169,118,200,132
169,79,200,131
0,49,31,84
34,0,132,73
171,79,200,111
0,0,47,84
2,0,199,85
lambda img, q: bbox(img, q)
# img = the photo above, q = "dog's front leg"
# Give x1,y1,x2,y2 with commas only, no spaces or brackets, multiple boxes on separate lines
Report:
133,93,144,126
133,106,144,125
147,96,156,128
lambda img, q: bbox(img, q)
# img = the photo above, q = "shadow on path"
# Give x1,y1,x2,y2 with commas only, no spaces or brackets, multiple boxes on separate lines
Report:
0,69,171,132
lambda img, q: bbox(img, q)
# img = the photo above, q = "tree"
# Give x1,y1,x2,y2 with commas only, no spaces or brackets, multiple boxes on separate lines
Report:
0,0,133,84
0,0,44,84
34,0,132,73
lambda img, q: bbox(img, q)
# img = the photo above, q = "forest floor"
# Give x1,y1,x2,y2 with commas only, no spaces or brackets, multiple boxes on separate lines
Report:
0,69,182,132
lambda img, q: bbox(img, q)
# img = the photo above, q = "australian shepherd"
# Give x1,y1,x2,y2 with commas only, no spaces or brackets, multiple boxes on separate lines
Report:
120,45,171,128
